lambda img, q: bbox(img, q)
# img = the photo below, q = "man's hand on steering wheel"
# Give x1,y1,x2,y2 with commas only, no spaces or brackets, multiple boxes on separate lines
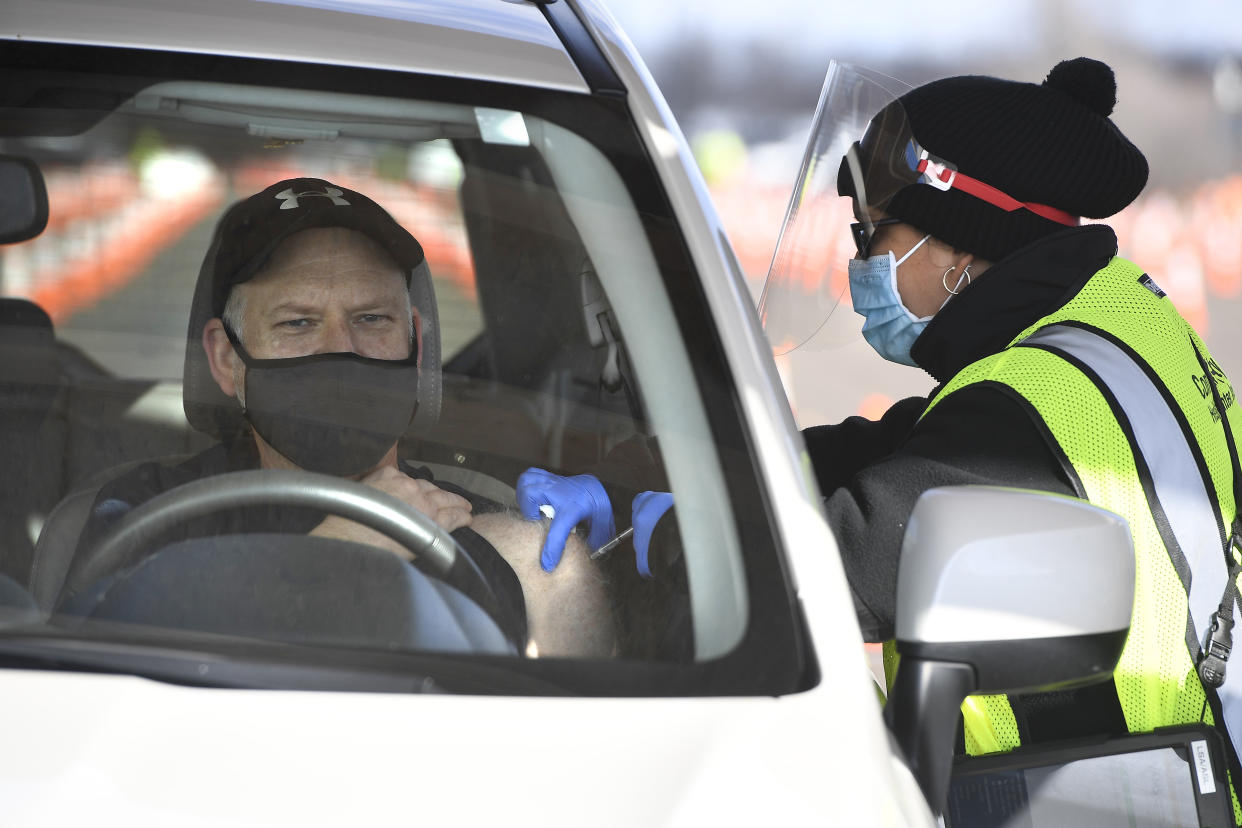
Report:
312,466,472,560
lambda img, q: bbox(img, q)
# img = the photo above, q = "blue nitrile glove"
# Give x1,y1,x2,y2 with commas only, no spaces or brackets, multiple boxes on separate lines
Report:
632,490,674,579
516,467,616,572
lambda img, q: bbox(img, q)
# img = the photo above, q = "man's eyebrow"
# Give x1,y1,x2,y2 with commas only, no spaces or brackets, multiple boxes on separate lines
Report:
262,297,406,318
344,297,406,315
264,301,319,318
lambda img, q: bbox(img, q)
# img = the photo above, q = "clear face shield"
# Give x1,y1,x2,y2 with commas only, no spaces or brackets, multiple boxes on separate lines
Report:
758,61,1082,357
757,62,910,355
758,62,946,355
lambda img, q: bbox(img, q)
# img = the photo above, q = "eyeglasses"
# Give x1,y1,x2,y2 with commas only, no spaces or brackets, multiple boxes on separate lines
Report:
849,217,904,259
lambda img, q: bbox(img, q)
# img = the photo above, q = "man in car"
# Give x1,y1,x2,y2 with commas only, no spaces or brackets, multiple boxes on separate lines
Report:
71,177,614,658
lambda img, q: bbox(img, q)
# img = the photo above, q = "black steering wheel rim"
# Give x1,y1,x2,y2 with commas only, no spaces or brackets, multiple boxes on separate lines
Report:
63,469,464,602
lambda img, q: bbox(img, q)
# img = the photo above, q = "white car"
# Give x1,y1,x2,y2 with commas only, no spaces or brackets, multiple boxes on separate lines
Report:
0,1,1136,825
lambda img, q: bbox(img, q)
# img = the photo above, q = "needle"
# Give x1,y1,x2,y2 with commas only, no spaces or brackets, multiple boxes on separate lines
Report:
538,503,632,561
590,526,633,560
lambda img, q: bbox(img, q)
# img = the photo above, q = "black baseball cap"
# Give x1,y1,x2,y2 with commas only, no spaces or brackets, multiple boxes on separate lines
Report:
208,177,425,317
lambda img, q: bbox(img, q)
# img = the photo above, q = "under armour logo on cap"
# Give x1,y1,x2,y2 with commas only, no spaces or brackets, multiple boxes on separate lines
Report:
274,186,351,210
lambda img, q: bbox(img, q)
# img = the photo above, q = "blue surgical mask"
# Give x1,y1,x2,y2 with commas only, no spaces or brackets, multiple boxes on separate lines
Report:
847,235,931,367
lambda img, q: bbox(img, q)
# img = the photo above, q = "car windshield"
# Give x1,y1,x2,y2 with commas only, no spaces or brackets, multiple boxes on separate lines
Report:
0,42,812,695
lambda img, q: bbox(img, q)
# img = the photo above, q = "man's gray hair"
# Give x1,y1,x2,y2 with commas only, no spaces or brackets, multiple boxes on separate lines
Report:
221,286,248,344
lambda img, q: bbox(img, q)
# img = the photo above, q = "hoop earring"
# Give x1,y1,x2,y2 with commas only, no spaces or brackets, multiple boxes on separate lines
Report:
944,264,972,295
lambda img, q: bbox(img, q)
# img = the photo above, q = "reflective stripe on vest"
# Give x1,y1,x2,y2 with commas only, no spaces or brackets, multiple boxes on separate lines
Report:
1023,323,1227,655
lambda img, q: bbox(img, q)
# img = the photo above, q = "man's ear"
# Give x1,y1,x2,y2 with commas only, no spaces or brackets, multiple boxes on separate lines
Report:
411,305,423,368
202,317,239,398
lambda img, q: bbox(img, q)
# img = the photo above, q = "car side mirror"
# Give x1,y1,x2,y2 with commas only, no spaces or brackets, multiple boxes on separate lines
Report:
883,486,1135,817
0,155,49,245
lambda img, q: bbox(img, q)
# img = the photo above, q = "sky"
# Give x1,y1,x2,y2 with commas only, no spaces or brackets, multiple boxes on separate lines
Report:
603,0,1242,189
607,0,1242,63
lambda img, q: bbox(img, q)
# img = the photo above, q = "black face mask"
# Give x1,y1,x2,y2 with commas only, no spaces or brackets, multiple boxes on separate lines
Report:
227,330,419,477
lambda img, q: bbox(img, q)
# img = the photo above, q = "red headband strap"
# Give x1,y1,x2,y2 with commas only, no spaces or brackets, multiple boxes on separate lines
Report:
916,157,1079,227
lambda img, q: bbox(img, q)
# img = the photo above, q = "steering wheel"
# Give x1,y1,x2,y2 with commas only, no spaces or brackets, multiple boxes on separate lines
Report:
63,469,471,602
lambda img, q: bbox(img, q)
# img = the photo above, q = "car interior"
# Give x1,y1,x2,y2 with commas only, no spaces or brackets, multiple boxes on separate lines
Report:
0,40,826,699
0,67,707,666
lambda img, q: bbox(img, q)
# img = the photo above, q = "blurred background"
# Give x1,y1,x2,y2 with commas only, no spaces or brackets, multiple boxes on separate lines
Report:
3,0,1239,430
611,0,1242,428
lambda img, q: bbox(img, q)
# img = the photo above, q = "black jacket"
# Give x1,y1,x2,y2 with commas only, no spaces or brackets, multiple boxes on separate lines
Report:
805,225,1120,642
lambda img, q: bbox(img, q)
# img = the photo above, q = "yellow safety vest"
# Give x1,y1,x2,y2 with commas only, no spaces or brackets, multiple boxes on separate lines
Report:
918,256,1242,821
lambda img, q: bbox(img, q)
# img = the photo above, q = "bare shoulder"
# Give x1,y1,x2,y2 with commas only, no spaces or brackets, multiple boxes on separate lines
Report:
471,512,615,659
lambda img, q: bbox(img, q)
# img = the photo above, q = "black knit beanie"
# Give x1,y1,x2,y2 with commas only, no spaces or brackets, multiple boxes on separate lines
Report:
853,58,1149,262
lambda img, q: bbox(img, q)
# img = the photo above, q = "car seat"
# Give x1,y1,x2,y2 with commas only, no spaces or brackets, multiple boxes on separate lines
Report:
0,298,68,585
445,144,646,475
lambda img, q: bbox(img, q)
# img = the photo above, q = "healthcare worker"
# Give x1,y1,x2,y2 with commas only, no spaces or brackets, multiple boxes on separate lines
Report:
522,56,1242,818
